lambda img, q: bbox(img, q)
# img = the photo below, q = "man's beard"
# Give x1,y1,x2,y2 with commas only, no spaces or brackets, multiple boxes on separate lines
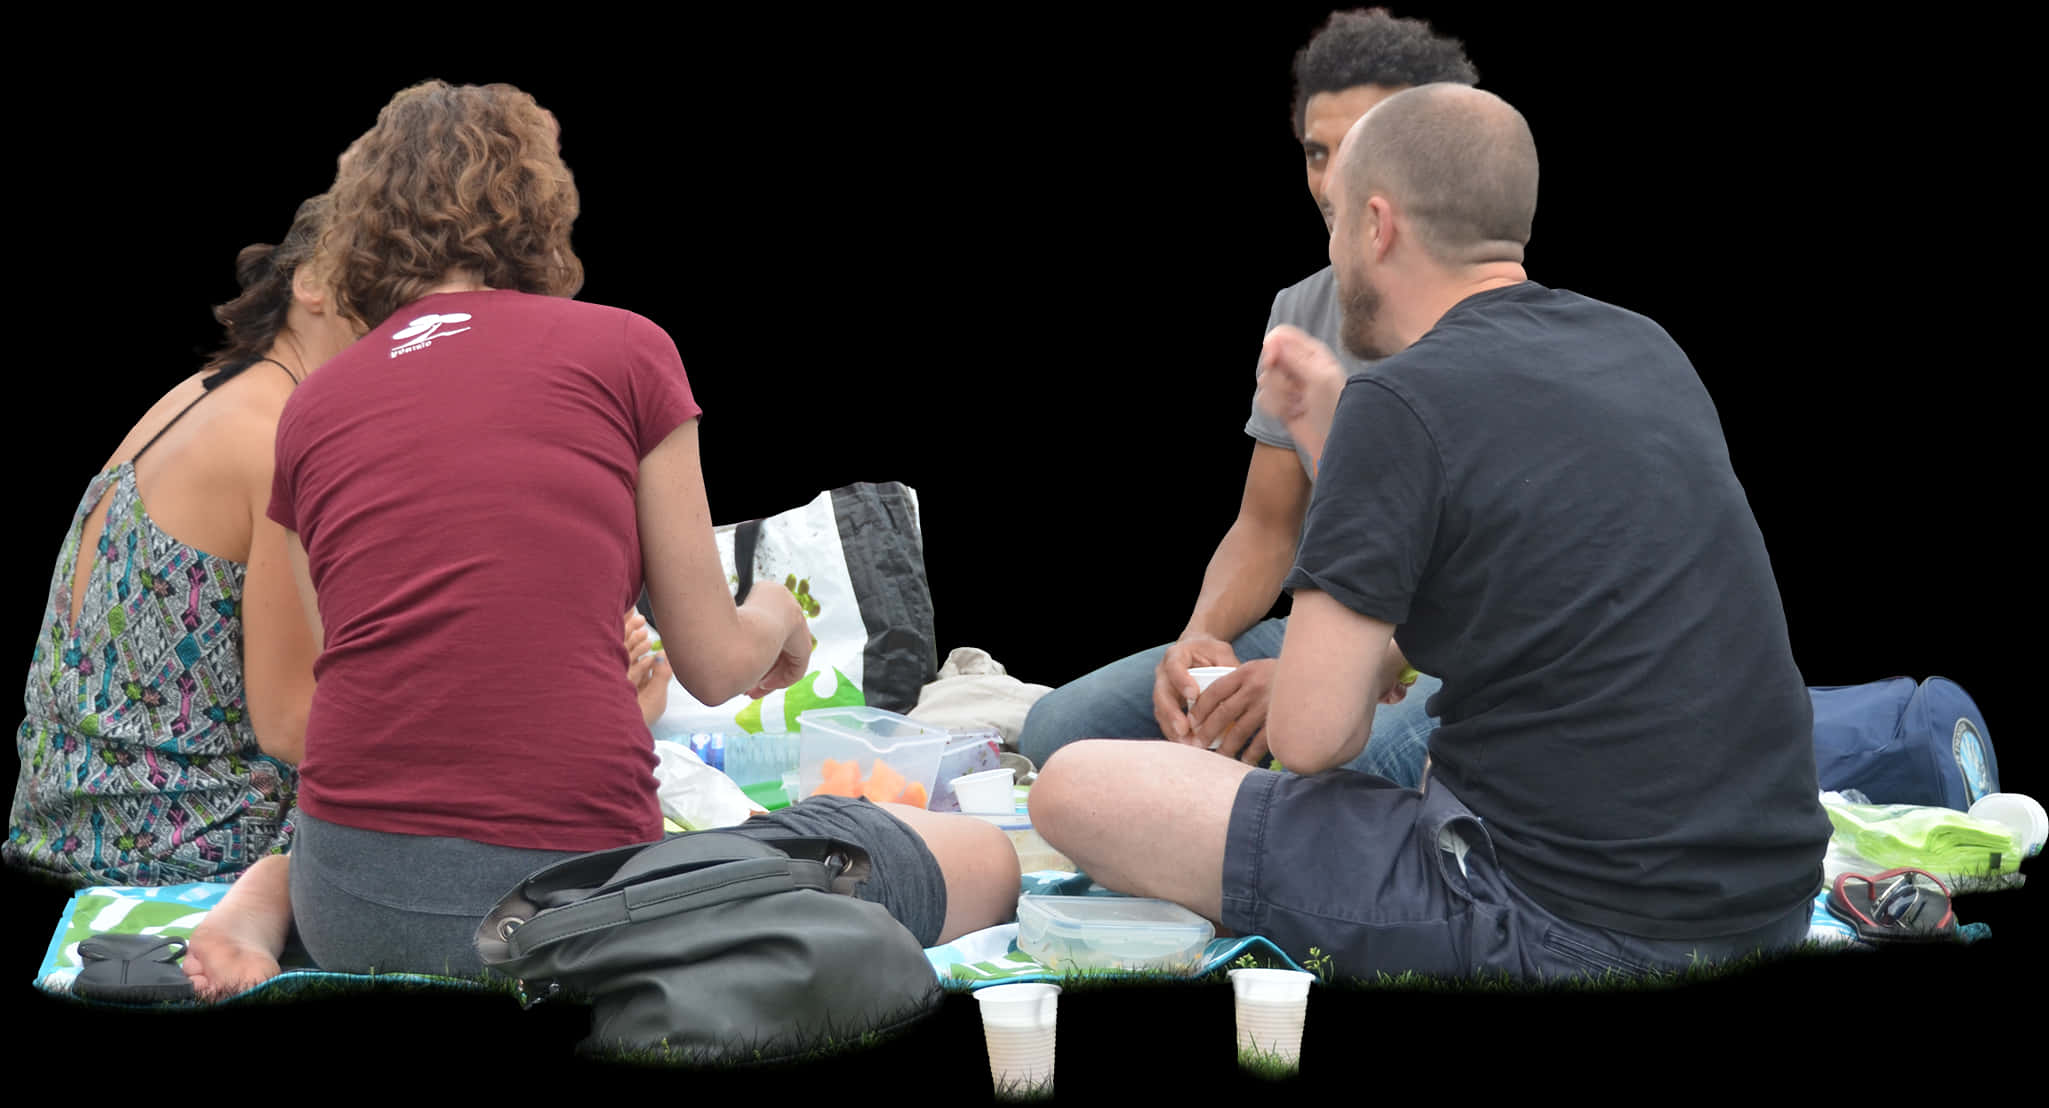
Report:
1337,263,1389,360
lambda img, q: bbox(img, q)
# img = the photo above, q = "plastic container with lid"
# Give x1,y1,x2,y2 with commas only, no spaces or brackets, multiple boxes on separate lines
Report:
1015,893,1215,972
796,706,951,809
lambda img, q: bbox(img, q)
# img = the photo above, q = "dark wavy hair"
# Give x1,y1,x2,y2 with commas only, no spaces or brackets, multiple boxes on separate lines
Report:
321,79,583,330
201,193,331,376
1290,8,1480,139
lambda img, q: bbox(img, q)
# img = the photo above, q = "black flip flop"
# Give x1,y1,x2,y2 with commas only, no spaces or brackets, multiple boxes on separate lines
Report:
73,933,198,1003
1824,868,1957,945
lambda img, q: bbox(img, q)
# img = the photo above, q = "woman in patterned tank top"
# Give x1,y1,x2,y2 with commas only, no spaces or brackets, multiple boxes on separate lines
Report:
6,199,675,893
4,196,362,888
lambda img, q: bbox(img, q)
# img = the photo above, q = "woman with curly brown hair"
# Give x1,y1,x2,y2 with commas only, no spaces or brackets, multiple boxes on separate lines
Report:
184,80,1017,996
5,196,356,888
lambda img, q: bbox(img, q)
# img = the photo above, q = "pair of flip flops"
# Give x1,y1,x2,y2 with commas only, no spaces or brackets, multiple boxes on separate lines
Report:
73,933,197,1003
1824,867,1958,944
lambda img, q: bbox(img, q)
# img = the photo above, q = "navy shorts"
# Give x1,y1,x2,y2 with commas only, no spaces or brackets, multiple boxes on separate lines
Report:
1220,769,1812,982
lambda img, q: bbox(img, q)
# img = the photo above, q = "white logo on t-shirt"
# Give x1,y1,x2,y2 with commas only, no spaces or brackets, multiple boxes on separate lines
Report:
389,312,474,359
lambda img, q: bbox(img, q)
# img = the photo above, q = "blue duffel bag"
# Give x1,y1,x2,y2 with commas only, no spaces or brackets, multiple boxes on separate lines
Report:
1810,677,1997,811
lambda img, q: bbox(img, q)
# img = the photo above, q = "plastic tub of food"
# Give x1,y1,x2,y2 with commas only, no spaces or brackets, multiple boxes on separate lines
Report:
1015,893,1215,972
965,808,1072,873
796,706,951,809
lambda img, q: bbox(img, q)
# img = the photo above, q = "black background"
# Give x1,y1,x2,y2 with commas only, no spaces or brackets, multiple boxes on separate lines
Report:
5,5,2037,1094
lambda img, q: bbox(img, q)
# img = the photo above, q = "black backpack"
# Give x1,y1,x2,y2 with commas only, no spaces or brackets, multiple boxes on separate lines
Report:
474,830,941,1064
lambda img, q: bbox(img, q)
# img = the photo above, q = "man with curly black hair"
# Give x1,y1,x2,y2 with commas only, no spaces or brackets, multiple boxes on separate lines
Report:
1017,8,1475,783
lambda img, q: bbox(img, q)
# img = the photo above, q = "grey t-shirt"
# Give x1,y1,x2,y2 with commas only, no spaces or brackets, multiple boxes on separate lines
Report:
1244,265,1378,476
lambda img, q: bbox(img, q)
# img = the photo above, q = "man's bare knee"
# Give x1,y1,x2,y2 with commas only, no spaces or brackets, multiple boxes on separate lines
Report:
1027,739,1112,844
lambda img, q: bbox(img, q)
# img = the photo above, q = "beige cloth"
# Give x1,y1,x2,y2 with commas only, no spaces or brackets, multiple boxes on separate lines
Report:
906,647,1054,748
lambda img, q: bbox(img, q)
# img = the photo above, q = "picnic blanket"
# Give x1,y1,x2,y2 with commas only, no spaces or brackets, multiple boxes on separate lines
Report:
38,869,1988,1007
33,881,502,1004
32,872,1294,1005
34,805,2008,1005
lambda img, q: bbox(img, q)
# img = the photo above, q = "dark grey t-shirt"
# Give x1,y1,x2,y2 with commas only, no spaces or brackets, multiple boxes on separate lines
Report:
1245,266,1377,477
1283,281,1829,940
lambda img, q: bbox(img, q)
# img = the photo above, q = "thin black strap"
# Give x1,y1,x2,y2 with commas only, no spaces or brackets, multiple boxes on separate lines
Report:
732,519,762,605
135,356,299,466
202,355,299,391
255,355,301,385
130,391,217,467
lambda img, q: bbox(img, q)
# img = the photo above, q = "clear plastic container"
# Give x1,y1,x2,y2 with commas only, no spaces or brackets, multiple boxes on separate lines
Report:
796,706,951,809
1015,893,1215,972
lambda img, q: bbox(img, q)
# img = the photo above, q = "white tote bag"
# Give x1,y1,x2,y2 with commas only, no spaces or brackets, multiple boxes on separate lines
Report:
646,483,937,738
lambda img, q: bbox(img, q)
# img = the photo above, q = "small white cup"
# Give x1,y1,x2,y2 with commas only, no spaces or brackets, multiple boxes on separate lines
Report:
975,982,1060,1095
1187,667,1237,750
951,767,1017,815
1188,666,1236,696
1229,968,1314,1068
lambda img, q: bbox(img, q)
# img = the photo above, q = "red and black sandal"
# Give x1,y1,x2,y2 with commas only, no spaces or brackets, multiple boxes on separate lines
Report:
1824,867,1957,944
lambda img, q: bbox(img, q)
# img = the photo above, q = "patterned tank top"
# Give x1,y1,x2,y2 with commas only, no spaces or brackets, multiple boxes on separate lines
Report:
7,451,298,886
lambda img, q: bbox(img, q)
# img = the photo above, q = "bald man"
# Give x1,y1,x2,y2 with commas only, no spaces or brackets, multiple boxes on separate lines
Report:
1031,84,1831,982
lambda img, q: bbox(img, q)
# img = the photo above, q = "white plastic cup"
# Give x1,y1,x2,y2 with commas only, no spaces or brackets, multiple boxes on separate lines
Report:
1187,667,1237,750
951,767,1017,815
1188,666,1236,696
1969,793,2047,857
1229,968,1313,1067
975,982,1060,1095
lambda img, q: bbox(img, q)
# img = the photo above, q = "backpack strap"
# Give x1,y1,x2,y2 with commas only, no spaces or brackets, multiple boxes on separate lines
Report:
475,832,868,965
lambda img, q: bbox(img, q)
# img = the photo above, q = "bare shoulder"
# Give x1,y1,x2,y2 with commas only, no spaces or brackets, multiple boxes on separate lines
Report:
205,365,302,478
121,364,299,495
94,372,213,470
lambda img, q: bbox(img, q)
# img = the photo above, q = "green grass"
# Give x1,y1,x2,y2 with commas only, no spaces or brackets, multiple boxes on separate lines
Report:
603,1027,892,1069
1236,1042,1302,1081
1210,938,1853,994
989,1074,1057,1101
584,994,941,1070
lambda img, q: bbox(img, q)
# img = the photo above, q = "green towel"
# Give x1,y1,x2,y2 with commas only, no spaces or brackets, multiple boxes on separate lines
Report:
1822,799,2023,877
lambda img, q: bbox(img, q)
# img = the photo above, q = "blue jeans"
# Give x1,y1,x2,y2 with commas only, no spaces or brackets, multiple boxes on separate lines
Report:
1016,617,1441,786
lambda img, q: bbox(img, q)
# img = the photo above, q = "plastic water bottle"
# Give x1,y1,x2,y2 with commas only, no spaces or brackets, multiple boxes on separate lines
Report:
684,733,726,772
723,732,799,786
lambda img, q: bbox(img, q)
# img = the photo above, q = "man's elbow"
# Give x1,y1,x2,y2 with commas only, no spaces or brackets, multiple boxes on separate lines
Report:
1270,734,1346,776
1266,710,1345,776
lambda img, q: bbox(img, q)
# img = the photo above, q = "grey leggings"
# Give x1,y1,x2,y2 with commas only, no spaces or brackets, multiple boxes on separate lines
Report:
289,797,947,977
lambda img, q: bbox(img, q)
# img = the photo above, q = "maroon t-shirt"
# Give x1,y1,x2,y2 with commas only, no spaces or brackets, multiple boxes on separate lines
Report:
270,290,700,851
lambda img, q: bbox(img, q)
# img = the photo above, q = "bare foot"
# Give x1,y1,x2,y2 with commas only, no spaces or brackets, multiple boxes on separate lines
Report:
184,920,283,1001
182,854,294,1001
